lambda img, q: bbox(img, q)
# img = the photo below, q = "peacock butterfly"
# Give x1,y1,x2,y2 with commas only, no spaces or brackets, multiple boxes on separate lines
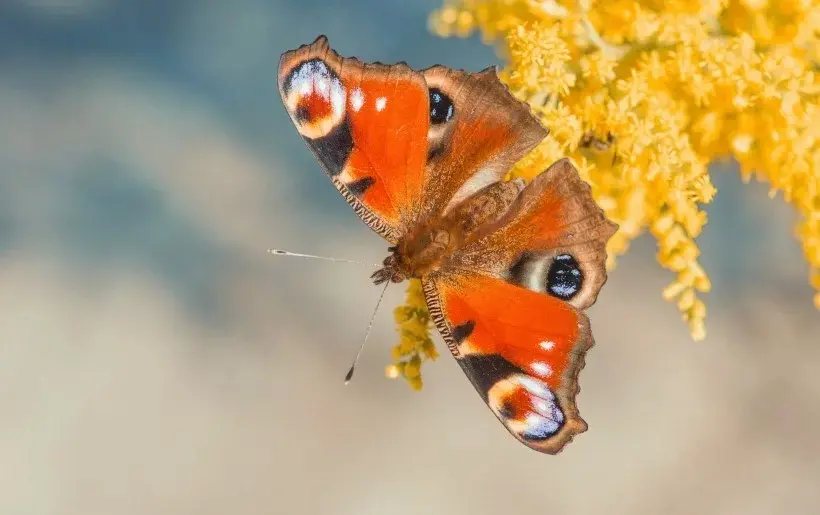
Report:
278,36,617,454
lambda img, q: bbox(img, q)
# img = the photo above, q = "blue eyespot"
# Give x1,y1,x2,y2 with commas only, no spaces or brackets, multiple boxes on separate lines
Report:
429,88,454,124
546,254,583,300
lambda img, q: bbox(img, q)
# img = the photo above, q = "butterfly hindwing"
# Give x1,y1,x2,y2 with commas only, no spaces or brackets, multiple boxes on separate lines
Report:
455,158,618,311
278,36,430,242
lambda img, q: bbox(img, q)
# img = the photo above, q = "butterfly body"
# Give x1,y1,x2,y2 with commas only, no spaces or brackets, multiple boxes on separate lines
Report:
279,36,617,454
374,178,525,285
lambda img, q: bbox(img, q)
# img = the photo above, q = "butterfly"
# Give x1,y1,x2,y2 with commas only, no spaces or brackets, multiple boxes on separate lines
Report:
278,36,617,454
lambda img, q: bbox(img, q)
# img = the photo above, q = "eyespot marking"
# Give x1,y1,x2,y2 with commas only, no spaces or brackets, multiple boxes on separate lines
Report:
487,374,565,441
546,254,583,300
282,58,346,139
507,251,546,292
519,376,550,398
428,87,454,124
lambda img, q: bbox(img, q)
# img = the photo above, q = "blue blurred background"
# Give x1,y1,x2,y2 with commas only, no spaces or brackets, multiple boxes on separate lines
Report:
1,1,818,514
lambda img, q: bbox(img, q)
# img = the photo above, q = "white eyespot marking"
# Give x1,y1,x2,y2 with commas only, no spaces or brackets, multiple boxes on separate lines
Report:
316,77,330,96
525,413,560,437
531,361,553,377
284,60,347,139
518,376,551,399
524,413,561,438
513,257,550,292
534,400,551,414
289,60,331,98
487,374,565,440
550,283,576,297
375,96,387,112
350,88,364,112
539,340,556,351
330,78,346,116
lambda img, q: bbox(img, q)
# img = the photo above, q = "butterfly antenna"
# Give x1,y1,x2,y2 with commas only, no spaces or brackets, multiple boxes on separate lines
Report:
344,281,390,385
267,248,379,267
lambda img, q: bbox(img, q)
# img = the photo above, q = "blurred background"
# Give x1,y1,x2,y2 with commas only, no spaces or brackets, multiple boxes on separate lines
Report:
1,1,819,514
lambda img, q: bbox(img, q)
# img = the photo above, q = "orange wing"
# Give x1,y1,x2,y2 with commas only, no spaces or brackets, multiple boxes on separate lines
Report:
279,36,429,242
455,158,618,311
278,36,547,242
417,66,547,220
423,275,591,454
425,158,617,454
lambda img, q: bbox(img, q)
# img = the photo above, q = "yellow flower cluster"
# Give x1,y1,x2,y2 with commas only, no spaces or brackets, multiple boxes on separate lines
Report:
387,0,820,388
386,279,439,390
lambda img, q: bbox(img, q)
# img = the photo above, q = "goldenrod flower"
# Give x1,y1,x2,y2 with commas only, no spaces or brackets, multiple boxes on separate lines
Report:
388,0,820,387
387,279,439,390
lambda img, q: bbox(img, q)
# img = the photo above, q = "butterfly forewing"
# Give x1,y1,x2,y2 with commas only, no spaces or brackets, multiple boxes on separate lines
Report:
423,276,592,454
278,36,548,241
278,36,430,242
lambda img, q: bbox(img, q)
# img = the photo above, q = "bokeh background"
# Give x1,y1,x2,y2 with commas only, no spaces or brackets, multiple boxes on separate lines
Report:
2,1,819,514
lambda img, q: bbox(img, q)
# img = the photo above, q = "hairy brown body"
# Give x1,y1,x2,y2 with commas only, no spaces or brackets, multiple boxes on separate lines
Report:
372,178,525,284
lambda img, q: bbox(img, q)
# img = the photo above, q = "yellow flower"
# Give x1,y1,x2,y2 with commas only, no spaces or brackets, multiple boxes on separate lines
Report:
386,279,438,389
385,0,820,388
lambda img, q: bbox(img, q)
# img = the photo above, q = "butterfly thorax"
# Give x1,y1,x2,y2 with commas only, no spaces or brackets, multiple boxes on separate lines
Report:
371,179,524,285
371,222,459,285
